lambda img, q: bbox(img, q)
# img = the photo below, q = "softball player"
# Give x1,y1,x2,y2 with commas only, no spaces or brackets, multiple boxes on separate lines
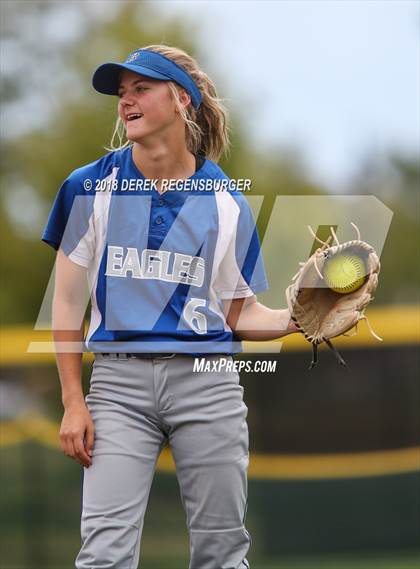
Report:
42,45,297,569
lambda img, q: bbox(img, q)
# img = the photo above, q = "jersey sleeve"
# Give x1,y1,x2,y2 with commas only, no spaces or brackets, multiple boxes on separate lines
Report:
41,173,96,268
216,193,269,300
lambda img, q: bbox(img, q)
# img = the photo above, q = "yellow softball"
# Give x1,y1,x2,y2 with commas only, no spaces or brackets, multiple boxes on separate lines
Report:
323,254,366,294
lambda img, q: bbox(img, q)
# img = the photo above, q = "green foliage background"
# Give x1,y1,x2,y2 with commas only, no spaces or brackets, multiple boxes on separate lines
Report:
0,0,418,325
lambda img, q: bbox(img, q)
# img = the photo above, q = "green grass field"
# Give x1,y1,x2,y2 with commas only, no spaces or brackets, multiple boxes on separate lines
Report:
125,552,420,569
1,554,420,569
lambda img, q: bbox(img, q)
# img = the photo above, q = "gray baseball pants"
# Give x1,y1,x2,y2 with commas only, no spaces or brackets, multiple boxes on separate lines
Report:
75,353,251,569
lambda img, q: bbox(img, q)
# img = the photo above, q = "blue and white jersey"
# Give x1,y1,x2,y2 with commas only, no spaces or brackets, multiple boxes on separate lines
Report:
42,146,269,355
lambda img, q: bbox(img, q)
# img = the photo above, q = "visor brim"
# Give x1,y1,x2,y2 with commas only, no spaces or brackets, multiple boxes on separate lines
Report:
92,62,171,95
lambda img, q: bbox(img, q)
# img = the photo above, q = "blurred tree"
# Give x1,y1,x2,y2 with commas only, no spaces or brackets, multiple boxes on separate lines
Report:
349,150,419,304
0,1,418,325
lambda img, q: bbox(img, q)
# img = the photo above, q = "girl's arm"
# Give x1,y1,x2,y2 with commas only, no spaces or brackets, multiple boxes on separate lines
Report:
53,249,87,404
53,249,94,468
223,295,299,341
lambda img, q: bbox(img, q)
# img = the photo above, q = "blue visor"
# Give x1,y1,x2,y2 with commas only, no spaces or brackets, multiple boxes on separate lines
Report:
92,49,202,110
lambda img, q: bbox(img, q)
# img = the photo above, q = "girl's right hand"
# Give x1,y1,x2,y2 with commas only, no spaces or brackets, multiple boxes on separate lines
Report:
60,400,95,468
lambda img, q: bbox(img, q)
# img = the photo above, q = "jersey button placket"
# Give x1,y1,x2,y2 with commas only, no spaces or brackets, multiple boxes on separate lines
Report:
155,216,163,225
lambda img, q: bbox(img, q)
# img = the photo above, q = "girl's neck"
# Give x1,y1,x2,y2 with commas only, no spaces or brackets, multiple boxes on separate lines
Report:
132,142,196,190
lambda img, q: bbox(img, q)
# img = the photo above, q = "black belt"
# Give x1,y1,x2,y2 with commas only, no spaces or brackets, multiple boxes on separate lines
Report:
96,352,177,360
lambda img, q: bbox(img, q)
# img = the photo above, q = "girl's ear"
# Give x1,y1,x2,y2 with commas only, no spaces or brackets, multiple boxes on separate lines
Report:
177,88,192,110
